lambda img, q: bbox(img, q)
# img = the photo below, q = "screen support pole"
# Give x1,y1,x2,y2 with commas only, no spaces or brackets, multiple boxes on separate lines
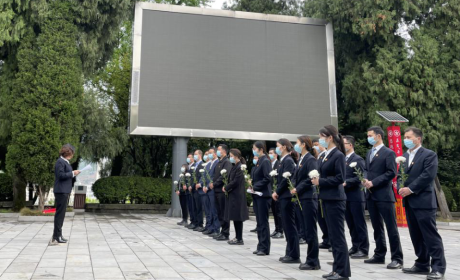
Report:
166,137,189,217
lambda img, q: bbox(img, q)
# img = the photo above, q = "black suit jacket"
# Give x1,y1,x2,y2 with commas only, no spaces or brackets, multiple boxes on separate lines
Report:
213,157,233,193
318,148,346,201
54,157,74,194
294,153,318,200
365,146,397,202
275,155,297,199
191,161,205,193
252,155,272,198
344,153,366,202
400,147,438,209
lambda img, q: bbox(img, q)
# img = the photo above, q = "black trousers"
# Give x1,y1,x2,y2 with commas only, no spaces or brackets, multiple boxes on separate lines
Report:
367,200,403,263
271,199,283,233
233,221,243,241
53,193,69,239
279,198,300,259
186,194,195,224
193,191,203,227
323,200,351,277
295,203,305,239
254,196,271,254
345,201,369,254
179,195,188,222
406,203,446,274
318,205,329,245
215,191,230,237
300,199,320,267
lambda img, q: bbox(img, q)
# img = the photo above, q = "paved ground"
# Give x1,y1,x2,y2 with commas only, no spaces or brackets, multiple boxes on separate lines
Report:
0,213,459,280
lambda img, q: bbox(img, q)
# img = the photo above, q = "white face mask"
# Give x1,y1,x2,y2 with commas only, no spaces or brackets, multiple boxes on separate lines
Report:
181,167,186,173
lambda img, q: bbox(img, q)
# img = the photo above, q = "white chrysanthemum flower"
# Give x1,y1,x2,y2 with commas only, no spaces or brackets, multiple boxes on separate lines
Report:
349,162,357,168
185,173,191,177
179,174,184,178
396,156,406,164
308,170,320,179
244,175,249,179
241,164,247,171
269,170,278,177
173,181,178,185
199,169,205,173
282,172,291,178
221,169,227,175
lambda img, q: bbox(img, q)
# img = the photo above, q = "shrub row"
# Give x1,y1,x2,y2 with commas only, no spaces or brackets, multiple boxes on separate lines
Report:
92,176,171,204
0,173,13,201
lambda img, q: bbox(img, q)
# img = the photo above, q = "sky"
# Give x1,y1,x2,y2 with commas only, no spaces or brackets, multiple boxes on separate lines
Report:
210,0,226,9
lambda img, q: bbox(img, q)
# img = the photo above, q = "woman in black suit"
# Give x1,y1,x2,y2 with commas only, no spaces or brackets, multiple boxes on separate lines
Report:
311,125,350,280
291,136,320,270
223,148,249,245
272,138,300,264
53,144,80,244
176,164,189,226
250,141,272,256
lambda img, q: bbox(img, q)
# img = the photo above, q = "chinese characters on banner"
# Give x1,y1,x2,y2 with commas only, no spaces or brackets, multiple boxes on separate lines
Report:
387,125,408,227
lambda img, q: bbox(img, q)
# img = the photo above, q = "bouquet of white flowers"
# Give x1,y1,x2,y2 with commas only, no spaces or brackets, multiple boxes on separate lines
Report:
308,169,323,217
270,170,278,192
221,169,229,197
349,162,369,193
283,172,302,210
241,165,252,189
396,156,408,186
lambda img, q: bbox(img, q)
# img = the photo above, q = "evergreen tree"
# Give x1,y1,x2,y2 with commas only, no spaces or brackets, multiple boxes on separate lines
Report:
6,1,84,210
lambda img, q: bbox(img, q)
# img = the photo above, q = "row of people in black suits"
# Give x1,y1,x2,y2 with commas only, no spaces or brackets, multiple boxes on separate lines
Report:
176,145,249,244
176,125,446,280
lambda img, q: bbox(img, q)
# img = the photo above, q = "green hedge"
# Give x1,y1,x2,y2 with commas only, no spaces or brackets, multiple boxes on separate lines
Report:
92,176,171,204
0,173,13,201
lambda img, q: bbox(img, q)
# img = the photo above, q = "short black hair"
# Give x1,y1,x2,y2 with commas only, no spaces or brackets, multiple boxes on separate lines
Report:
312,139,319,144
367,126,385,138
218,144,229,154
343,135,355,147
405,127,423,141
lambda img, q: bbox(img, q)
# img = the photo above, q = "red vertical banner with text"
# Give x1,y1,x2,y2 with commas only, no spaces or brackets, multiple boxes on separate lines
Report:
387,125,407,227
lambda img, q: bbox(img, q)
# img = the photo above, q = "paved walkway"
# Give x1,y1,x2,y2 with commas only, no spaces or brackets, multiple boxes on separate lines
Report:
0,213,458,280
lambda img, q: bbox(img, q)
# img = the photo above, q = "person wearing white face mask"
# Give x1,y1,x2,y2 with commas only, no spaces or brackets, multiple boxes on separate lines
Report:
268,148,283,239
177,164,190,226
399,127,446,280
363,126,403,270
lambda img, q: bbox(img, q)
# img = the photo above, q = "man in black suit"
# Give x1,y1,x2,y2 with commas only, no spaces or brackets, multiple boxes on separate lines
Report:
269,148,283,239
343,136,369,259
186,153,196,228
399,127,446,280
211,144,232,241
313,140,330,249
53,144,80,244
191,150,205,231
363,126,403,269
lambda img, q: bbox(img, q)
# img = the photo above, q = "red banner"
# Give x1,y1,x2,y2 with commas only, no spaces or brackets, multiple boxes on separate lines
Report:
387,126,407,227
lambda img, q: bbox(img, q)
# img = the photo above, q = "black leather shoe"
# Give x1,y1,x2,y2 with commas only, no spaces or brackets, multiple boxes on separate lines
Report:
194,226,205,232
213,233,222,239
270,231,278,237
60,236,68,242
202,229,211,235
402,266,430,275
279,256,288,262
319,243,331,249
227,238,244,245
322,272,335,279
257,251,267,256
216,235,229,241
272,232,284,239
327,274,349,280
328,247,333,252
350,250,368,259
427,272,444,280
253,250,259,254
209,232,219,238
299,263,320,270
187,224,196,229
250,228,257,233
281,257,301,264
364,257,385,264
348,248,357,255
177,220,186,225
387,261,403,269
299,238,307,244
52,237,67,244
